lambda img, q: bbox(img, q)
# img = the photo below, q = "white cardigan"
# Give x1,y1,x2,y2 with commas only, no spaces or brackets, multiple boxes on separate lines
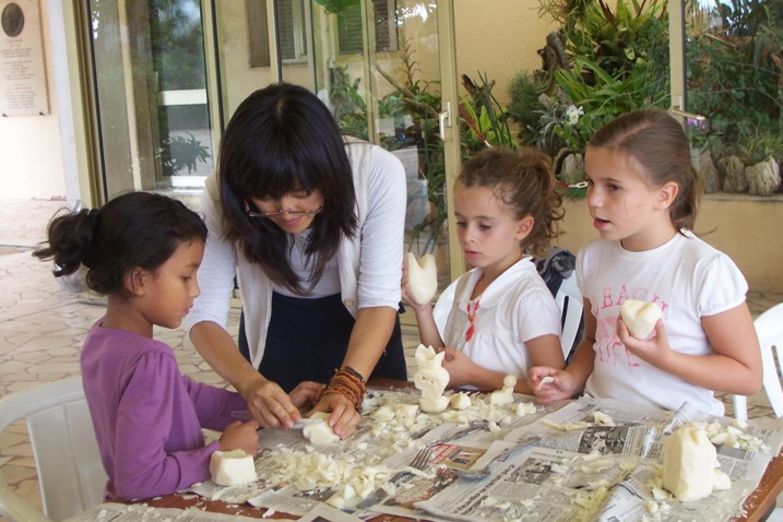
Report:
185,139,406,368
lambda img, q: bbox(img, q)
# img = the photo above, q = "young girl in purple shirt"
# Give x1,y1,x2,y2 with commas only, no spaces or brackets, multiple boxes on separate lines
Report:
34,192,321,501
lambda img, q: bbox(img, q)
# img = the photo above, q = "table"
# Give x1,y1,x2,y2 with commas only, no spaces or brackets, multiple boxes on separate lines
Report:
144,452,783,521
145,381,783,522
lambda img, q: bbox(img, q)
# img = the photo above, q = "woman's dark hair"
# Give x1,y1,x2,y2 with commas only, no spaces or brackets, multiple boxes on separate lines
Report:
588,109,701,231
458,146,564,257
218,82,358,294
33,192,207,297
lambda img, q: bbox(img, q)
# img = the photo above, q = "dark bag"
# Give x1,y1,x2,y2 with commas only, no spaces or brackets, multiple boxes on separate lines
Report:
535,247,584,362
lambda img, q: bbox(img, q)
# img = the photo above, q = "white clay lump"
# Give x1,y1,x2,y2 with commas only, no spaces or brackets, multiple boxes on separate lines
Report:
663,424,730,501
450,392,472,410
302,411,340,447
209,449,258,486
620,299,663,339
404,252,438,305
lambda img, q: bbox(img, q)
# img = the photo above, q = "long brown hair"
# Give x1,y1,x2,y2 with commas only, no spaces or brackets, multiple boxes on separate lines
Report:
589,109,702,231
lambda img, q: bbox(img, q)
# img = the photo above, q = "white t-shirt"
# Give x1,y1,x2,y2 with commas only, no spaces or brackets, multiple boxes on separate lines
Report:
577,231,748,416
440,257,562,378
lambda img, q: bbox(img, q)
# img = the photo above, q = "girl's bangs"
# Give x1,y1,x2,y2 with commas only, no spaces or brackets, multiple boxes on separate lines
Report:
240,159,316,199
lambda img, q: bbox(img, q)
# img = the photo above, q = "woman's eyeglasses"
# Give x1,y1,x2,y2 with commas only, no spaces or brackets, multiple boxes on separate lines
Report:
246,206,323,218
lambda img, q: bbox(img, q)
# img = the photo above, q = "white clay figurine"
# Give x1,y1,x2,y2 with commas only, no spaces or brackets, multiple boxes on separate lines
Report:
489,374,517,406
404,252,438,305
413,344,451,413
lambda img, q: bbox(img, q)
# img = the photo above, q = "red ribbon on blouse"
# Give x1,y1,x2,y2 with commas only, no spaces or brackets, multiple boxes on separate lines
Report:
465,300,480,342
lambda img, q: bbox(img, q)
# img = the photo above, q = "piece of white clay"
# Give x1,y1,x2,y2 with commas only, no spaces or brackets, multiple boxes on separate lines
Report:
209,449,258,486
302,412,340,447
405,252,438,305
713,469,732,491
394,403,419,420
662,425,720,501
538,376,555,389
326,494,345,509
373,405,395,421
490,375,517,405
593,411,616,427
620,299,663,339
420,395,450,413
515,402,536,416
450,392,472,410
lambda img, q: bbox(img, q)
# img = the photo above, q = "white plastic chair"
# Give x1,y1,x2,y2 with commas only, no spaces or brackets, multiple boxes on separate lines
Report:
733,302,783,422
432,272,583,361
0,377,106,521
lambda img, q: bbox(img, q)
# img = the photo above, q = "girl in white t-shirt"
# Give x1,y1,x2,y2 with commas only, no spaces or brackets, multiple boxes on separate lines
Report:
403,147,565,393
529,109,761,415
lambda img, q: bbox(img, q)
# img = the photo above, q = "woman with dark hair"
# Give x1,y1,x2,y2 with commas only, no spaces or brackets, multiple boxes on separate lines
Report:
186,83,408,437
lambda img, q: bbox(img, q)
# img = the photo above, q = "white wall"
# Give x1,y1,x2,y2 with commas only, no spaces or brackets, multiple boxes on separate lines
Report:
0,2,66,200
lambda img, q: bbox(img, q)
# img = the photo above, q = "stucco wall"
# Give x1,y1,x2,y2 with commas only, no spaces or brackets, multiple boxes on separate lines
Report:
0,2,65,199
557,197,783,293
454,0,557,105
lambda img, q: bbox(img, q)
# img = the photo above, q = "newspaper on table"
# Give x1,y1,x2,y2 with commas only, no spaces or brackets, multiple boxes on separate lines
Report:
187,388,783,521
414,397,783,522
189,387,550,519
65,500,362,521
63,502,261,521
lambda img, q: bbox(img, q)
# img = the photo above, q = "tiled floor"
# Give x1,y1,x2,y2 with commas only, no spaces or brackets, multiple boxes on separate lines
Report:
0,198,781,519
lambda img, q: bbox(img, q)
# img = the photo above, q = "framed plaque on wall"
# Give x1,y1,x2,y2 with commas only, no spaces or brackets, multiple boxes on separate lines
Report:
0,0,49,116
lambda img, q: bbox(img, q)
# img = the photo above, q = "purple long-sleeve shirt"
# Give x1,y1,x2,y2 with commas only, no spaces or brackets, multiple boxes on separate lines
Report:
80,321,247,501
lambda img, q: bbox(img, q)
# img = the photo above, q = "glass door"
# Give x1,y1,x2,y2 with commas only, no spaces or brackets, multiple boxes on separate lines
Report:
86,0,216,200
214,0,458,289
285,0,454,289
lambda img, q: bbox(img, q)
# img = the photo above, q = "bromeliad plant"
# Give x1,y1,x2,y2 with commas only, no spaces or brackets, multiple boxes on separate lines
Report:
459,73,517,153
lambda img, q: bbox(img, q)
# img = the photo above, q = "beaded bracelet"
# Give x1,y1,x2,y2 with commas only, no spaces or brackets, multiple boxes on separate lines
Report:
342,365,366,384
322,367,366,411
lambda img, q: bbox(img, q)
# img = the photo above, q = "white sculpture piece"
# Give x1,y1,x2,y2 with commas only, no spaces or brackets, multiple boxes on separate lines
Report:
209,449,258,486
620,299,663,340
663,424,731,501
489,374,517,406
413,344,451,413
302,411,340,447
404,253,438,305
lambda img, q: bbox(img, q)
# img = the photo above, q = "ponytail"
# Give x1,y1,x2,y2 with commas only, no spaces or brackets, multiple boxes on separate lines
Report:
34,208,97,277
34,192,207,296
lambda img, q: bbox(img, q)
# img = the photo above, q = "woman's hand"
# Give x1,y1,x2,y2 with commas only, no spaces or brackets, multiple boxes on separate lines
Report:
616,318,672,368
242,379,302,429
528,366,578,404
289,381,324,409
311,393,361,439
219,419,260,455
440,347,481,388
